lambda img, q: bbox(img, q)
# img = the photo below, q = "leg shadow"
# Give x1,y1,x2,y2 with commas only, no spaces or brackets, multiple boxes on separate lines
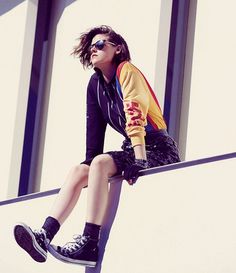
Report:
85,178,123,273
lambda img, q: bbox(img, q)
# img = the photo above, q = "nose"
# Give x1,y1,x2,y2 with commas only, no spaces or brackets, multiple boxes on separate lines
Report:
90,45,97,53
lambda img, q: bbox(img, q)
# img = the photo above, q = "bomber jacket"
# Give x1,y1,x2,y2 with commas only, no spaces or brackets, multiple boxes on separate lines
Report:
82,61,167,164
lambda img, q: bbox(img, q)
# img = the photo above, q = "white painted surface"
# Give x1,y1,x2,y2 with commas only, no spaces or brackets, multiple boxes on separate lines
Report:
180,0,236,160
0,0,38,200
1,158,236,273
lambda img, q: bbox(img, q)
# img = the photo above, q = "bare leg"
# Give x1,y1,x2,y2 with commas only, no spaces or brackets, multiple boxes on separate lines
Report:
49,164,89,225
14,164,92,264
86,154,117,225
40,156,117,266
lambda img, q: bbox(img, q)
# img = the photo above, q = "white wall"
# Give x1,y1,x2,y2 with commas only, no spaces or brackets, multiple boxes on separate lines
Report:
40,0,172,191
180,0,236,160
0,0,38,200
2,0,236,201
1,157,236,273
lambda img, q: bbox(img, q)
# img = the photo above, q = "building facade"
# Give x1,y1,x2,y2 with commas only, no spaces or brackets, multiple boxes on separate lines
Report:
1,0,236,201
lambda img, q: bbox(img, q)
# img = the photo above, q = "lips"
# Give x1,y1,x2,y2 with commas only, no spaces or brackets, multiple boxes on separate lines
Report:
91,54,98,58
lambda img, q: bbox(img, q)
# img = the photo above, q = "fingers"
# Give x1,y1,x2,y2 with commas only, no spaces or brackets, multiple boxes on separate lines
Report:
127,175,138,185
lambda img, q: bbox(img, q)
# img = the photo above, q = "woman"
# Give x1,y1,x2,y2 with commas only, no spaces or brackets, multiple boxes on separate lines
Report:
14,25,180,267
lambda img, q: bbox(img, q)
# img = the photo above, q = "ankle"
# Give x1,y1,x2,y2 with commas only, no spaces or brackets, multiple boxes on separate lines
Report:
42,216,60,242
83,222,101,241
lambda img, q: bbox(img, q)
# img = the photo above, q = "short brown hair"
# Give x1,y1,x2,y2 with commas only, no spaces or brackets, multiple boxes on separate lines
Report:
72,25,131,68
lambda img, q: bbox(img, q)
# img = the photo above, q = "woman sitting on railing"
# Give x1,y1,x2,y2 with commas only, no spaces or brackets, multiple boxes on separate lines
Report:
13,25,180,268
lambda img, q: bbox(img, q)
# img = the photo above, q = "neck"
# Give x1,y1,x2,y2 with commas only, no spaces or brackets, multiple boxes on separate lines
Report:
99,63,117,83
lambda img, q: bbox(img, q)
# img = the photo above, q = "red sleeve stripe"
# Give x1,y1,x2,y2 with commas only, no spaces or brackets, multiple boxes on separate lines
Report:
136,67,161,109
147,115,159,130
116,61,127,80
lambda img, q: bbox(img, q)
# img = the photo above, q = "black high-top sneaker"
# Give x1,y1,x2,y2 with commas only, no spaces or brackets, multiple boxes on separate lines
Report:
48,234,98,267
14,222,50,262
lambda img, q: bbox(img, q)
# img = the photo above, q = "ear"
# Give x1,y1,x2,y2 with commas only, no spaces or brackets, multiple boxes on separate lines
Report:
115,45,122,55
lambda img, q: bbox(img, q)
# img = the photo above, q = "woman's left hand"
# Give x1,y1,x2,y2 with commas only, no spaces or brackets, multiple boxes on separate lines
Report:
123,159,149,185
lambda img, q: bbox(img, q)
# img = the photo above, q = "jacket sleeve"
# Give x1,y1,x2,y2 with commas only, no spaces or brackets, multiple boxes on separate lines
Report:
118,62,149,147
81,77,107,165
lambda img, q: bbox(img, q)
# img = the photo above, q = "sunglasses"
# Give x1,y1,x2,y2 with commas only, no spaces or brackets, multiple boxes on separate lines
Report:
89,39,116,52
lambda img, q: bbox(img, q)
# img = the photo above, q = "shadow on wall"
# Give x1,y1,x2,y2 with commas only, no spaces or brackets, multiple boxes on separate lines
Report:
51,0,77,24
0,0,78,16
0,0,25,16
86,180,123,273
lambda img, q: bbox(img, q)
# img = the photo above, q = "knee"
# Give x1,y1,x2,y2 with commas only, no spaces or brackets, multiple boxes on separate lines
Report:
71,164,89,178
90,154,115,176
68,164,89,187
90,154,110,170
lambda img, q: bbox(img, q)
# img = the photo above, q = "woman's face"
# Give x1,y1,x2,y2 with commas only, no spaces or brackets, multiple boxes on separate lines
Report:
90,34,120,69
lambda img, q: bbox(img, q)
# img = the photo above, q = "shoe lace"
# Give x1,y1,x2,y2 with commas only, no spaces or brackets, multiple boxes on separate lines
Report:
62,235,89,253
34,228,50,246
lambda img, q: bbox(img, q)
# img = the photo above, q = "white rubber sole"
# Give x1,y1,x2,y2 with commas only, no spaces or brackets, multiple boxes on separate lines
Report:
14,222,47,263
48,244,97,267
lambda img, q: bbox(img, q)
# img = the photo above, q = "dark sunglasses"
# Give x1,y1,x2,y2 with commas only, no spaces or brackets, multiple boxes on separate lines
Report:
89,39,116,52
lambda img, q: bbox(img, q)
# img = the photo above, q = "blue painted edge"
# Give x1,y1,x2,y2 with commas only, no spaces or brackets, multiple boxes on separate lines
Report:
139,152,236,176
1,152,235,206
